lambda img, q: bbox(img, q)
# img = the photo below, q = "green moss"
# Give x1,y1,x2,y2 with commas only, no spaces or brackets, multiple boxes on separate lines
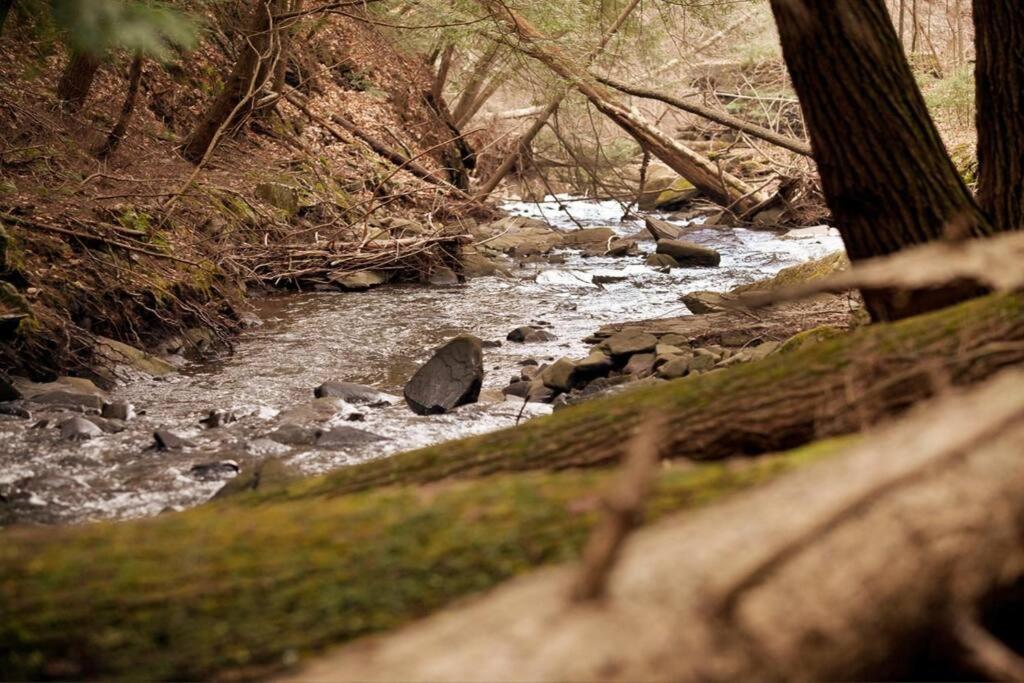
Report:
778,325,847,354
0,441,845,681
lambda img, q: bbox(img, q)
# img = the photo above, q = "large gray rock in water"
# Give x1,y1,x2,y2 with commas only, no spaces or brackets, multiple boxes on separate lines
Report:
404,335,484,415
656,239,721,267
60,416,103,441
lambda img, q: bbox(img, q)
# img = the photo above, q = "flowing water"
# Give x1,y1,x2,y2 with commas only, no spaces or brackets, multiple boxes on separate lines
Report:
0,199,842,525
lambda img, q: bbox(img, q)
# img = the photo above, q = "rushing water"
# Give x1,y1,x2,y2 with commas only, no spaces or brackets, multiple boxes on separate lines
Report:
0,199,842,525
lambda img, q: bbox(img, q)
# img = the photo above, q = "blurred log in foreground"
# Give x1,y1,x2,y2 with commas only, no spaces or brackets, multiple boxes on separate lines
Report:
287,368,1024,683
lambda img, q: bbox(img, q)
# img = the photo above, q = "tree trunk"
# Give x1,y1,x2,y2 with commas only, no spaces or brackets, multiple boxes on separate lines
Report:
769,0,991,321
95,54,144,160
181,0,276,163
597,75,812,157
281,292,1024,499
56,51,101,112
475,0,769,214
474,0,642,199
973,0,1024,232
292,369,1024,683
0,0,13,37
451,43,502,125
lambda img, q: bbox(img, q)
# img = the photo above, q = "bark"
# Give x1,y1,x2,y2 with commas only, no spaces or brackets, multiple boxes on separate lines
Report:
95,54,144,160
0,442,823,681
0,0,12,36
278,292,1024,500
181,0,276,163
476,0,769,214
769,0,992,321
973,0,1024,231
290,369,1024,683
597,75,812,157
56,51,101,112
455,71,508,127
451,43,501,125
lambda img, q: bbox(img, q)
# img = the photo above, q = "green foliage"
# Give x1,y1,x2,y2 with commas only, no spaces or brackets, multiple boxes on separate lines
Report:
922,65,975,125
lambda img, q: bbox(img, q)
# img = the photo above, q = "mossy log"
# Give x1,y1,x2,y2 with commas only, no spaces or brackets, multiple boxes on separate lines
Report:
268,293,1024,502
0,445,837,681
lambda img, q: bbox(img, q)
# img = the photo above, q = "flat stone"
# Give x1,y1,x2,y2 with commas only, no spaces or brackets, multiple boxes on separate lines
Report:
560,227,616,247
404,335,484,415
315,426,387,449
154,430,196,451
681,291,730,314
93,336,175,378
314,381,394,406
656,239,721,267
657,356,692,380
602,330,658,357
644,216,684,241
576,349,614,377
645,253,679,269
623,353,656,378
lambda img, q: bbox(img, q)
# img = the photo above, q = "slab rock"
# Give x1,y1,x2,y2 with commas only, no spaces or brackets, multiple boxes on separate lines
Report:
404,335,484,415
314,381,395,407
656,239,721,267
601,330,658,357
506,326,556,343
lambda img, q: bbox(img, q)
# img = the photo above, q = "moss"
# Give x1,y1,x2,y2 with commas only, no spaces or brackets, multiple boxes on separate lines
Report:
778,325,847,354
732,251,848,294
0,441,846,681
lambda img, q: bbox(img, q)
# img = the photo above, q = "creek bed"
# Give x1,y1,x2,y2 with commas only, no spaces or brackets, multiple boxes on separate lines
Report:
0,199,842,525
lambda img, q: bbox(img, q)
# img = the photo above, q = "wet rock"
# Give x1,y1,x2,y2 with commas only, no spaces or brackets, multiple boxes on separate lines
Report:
0,402,31,419
215,458,296,498
199,409,238,428
481,340,502,348
502,381,531,399
520,363,542,381
644,216,684,241
314,381,395,407
561,227,616,248
601,330,658,357
427,266,460,286
404,334,484,415
623,353,656,378
84,415,126,434
93,336,176,383
153,430,196,451
605,239,639,257
102,401,135,421
656,239,721,267
593,273,629,285
681,291,731,314
329,270,389,291
539,358,577,392
269,424,318,446
31,390,104,412
315,426,388,449
0,372,21,402
656,356,692,380
783,225,839,239
461,250,511,278
645,253,679,269
60,416,104,441
189,460,240,480
576,349,614,378
506,326,556,343
653,178,699,210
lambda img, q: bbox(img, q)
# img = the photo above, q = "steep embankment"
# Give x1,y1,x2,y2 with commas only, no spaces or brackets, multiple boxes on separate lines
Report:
0,7,481,381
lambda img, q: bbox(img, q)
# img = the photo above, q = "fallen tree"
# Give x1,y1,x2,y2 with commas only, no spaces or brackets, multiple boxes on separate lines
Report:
292,368,1024,682
0,444,829,681
276,292,1024,499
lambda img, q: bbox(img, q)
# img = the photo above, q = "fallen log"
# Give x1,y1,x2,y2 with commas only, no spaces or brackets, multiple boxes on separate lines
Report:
0,445,827,681
285,368,1024,682
276,292,1024,499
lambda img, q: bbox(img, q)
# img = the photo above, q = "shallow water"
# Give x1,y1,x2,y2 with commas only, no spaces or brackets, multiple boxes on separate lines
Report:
0,199,842,525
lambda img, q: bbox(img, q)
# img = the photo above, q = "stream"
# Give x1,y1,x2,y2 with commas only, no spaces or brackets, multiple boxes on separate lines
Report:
0,199,842,526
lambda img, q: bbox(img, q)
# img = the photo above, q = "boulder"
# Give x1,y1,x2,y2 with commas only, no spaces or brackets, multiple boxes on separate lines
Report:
539,358,577,392
461,251,511,278
329,271,389,291
623,353,656,378
255,182,299,216
314,381,394,406
601,330,658,357
84,415,126,434
605,239,640,257
645,253,679,269
101,401,135,421
93,337,175,380
656,356,692,380
653,178,699,210
656,239,721,267
681,291,731,314
404,335,484,415
315,426,387,449
506,326,556,343
153,430,196,451
560,227,616,248
268,424,318,446
60,416,103,441
576,349,614,378
644,216,684,241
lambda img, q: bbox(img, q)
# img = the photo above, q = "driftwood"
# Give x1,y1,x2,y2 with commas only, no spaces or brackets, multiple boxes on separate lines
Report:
284,368,1024,682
